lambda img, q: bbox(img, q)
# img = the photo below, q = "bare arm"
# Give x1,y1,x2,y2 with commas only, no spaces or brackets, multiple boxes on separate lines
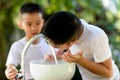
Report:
76,56,112,77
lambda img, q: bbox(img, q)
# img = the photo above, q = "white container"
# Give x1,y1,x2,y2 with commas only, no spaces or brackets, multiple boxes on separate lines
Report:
30,59,75,80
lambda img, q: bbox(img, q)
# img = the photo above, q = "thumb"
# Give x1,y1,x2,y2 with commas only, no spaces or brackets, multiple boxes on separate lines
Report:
7,65,16,71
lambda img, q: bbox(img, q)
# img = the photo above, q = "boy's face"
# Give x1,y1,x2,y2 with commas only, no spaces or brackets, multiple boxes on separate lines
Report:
20,13,44,39
50,40,77,51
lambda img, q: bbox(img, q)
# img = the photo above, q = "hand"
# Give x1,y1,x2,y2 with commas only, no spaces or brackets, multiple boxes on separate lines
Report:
44,54,55,62
61,50,83,63
5,65,18,80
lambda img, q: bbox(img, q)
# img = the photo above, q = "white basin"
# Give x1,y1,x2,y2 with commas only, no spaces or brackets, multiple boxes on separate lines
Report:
30,59,75,80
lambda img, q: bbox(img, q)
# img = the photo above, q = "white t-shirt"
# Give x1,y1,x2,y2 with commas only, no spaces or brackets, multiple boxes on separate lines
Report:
6,37,52,80
70,19,120,80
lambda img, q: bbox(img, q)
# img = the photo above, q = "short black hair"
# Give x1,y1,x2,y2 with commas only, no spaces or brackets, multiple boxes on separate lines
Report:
42,11,82,45
20,2,43,14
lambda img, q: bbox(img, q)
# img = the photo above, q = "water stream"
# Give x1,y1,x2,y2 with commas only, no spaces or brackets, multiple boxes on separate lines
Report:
47,40,58,64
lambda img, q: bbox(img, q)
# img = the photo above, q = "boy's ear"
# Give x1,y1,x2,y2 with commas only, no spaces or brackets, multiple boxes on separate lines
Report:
17,21,23,30
69,40,78,46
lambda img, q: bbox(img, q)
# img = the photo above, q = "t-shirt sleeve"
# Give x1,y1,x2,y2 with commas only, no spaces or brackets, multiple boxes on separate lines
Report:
6,43,21,67
91,35,112,63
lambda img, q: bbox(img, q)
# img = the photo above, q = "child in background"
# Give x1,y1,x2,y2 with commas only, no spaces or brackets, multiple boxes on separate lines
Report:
42,11,120,80
5,3,52,80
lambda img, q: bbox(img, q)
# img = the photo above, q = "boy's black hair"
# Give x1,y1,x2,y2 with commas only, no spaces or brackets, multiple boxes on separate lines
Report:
42,11,82,45
20,2,43,14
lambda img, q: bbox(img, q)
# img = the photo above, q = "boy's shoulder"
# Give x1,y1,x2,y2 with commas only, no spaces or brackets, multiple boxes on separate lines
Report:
11,37,26,47
80,19,106,35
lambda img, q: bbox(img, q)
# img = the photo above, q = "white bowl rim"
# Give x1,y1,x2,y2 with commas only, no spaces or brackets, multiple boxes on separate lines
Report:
30,59,75,65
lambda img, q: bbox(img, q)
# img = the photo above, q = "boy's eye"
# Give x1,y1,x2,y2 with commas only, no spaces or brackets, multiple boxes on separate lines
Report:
63,49,69,52
37,23,41,25
27,24,31,26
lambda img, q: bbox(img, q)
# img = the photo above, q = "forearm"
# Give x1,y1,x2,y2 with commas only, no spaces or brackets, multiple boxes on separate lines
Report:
76,57,113,77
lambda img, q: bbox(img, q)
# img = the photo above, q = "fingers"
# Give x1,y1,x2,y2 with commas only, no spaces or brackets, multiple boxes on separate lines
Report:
44,54,54,62
5,65,18,79
61,51,74,63
62,54,73,63
61,50,83,63
77,50,83,55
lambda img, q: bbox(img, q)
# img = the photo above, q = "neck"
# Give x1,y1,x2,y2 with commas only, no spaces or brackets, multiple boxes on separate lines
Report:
25,36,40,44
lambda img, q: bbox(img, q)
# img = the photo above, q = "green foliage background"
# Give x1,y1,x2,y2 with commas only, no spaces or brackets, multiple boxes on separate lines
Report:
0,0,120,79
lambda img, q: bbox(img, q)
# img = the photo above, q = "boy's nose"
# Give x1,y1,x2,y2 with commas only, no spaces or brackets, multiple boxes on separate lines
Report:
31,26,36,31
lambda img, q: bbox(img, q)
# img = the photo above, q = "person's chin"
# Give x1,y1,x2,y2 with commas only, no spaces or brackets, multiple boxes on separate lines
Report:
31,34,37,37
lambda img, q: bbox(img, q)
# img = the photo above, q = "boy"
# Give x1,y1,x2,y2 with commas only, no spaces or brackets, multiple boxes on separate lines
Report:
5,3,52,80
42,11,120,80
